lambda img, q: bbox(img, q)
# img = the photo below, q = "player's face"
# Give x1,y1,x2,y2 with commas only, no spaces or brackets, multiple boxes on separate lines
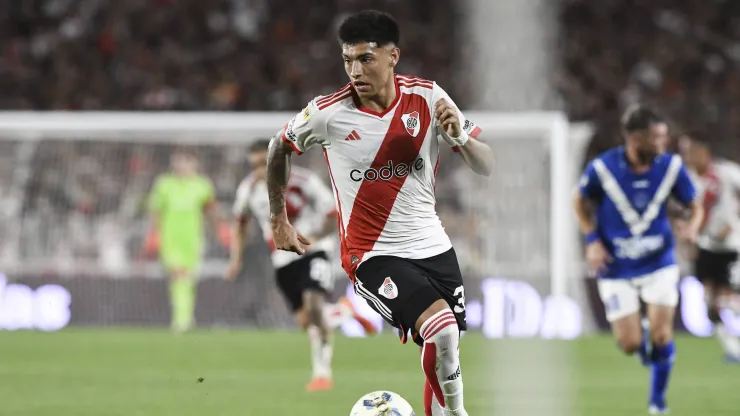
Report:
248,150,268,180
172,154,198,175
632,122,666,164
680,138,711,174
342,42,399,98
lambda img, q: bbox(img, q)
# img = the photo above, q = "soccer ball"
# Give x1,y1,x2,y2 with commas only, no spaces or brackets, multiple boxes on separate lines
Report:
350,391,415,416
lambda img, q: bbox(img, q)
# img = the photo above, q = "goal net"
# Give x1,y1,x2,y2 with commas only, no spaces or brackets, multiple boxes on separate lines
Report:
0,111,591,333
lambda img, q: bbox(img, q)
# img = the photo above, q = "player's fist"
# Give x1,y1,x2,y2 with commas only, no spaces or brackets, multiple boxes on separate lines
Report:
271,219,311,255
677,222,699,243
217,222,232,248
585,240,611,276
435,99,467,147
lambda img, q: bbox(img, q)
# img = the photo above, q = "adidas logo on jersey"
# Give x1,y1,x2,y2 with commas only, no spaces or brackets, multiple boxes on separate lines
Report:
344,130,361,141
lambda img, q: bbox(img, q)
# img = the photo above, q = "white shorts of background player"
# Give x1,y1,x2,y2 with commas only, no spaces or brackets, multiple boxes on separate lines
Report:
597,265,680,323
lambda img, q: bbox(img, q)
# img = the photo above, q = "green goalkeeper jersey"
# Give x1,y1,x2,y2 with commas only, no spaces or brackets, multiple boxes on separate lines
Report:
148,174,215,268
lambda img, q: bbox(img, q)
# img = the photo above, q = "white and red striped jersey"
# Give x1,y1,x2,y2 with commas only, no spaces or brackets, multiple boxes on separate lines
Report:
694,159,740,252
233,166,336,269
280,74,482,280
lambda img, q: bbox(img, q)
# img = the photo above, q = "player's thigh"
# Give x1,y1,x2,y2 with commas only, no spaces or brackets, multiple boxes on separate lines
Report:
354,255,442,342
640,266,680,344
597,278,641,323
416,248,467,332
610,312,643,352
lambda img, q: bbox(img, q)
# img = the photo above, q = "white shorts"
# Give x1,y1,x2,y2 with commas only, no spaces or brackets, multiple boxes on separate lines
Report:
597,265,680,323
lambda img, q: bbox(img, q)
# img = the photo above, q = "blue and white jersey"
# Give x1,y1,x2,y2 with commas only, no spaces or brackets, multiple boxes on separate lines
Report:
579,147,697,279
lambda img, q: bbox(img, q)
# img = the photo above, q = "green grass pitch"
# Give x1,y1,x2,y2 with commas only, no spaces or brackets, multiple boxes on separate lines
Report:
0,330,737,415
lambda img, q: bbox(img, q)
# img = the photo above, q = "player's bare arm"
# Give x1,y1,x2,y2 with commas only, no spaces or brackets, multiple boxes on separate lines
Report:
678,199,704,243
435,99,493,176
226,214,251,281
573,189,611,275
266,133,311,254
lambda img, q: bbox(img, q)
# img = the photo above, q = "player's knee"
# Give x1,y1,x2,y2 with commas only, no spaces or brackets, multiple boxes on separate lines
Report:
415,299,451,332
294,309,310,330
651,326,673,347
616,335,642,355
303,291,324,324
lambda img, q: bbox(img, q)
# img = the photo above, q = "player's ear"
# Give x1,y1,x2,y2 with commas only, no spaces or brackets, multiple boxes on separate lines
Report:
389,46,400,67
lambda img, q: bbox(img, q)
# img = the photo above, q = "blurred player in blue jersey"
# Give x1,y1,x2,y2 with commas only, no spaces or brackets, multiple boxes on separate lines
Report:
574,105,704,414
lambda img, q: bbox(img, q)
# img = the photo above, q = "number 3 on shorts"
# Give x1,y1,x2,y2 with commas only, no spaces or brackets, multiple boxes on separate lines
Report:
453,285,466,313
309,257,333,291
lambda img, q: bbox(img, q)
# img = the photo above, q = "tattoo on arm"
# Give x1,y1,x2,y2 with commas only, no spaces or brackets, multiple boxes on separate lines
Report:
266,134,293,218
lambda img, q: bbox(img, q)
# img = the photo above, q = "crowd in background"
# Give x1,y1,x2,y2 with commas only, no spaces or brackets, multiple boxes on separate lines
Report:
1,0,740,278
0,0,463,111
559,0,740,159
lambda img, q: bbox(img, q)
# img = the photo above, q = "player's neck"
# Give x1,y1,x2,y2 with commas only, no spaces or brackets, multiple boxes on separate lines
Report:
624,145,652,173
357,76,397,112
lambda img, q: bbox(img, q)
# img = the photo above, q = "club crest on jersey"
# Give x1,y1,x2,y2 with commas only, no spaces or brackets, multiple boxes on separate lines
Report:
379,277,398,299
401,111,421,137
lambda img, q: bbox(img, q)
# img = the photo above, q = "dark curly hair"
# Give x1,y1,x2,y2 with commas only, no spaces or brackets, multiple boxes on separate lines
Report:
337,10,400,47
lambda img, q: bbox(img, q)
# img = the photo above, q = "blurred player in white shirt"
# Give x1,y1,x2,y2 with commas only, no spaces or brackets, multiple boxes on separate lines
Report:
227,139,377,391
263,10,493,416
680,135,740,362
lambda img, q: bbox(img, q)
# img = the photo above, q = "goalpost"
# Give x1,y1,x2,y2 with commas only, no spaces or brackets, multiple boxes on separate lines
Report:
0,111,592,330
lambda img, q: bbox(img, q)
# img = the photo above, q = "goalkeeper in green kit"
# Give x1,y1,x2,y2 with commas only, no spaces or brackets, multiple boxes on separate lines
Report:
145,149,230,332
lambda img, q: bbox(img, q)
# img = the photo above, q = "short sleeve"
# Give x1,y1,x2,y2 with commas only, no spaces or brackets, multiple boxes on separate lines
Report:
579,161,603,200
147,176,165,213
432,83,479,152
671,161,697,206
304,173,336,217
725,161,740,193
281,99,329,155
232,177,253,218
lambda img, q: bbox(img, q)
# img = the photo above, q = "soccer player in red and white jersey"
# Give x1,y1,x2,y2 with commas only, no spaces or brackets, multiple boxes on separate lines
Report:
227,139,377,391
680,135,740,362
265,10,493,416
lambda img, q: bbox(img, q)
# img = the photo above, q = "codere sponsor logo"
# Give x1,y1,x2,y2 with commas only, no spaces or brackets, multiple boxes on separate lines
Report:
350,158,424,182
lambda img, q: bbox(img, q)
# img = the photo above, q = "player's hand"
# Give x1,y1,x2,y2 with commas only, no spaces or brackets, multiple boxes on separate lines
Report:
435,99,468,147
226,259,241,281
585,240,611,276
144,230,160,256
680,224,699,243
675,220,699,243
217,222,232,248
271,219,311,255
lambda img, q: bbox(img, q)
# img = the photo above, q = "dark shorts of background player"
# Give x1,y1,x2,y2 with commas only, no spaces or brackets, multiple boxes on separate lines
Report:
354,248,466,347
275,251,330,312
695,247,738,287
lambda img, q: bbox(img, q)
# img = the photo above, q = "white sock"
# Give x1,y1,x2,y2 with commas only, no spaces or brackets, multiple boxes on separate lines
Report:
432,393,444,416
715,322,740,357
321,337,334,379
420,309,465,413
307,325,332,379
323,302,353,329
